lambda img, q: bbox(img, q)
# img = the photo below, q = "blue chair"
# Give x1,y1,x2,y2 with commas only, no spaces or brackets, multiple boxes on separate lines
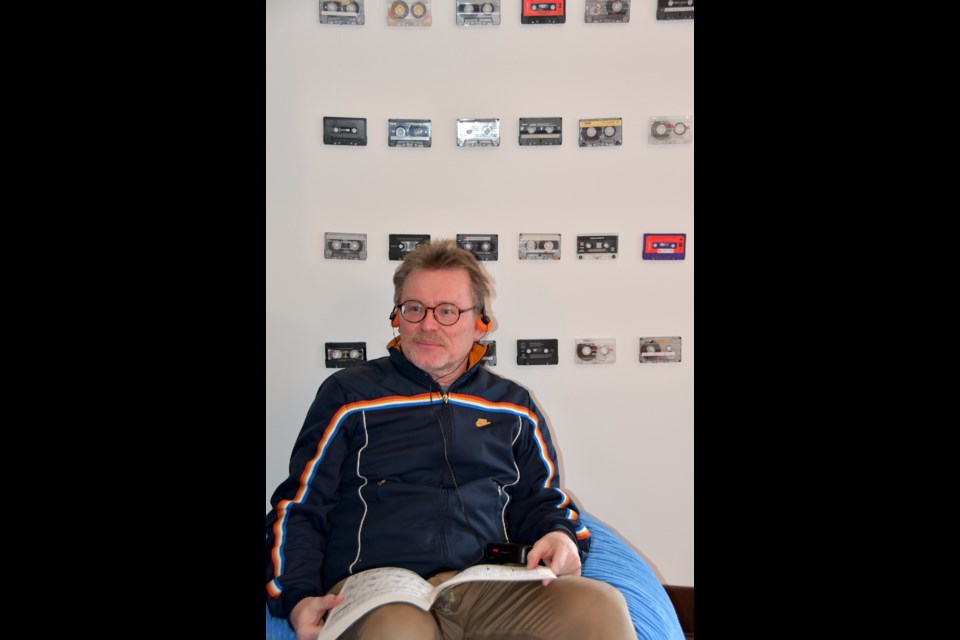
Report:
266,512,686,640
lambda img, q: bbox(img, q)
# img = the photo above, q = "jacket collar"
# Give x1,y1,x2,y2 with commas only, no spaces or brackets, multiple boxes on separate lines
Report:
386,337,488,388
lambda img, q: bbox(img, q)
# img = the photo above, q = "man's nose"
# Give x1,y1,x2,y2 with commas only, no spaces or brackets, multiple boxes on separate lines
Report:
419,309,442,330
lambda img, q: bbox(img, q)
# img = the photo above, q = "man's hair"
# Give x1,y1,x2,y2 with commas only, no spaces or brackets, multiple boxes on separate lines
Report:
393,238,493,311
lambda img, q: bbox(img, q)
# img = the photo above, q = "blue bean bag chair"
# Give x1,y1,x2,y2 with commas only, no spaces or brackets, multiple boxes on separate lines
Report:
266,512,686,640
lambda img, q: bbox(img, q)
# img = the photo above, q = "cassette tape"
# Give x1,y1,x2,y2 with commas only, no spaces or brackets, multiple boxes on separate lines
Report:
575,339,616,364
324,232,368,260
388,0,432,26
456,234,498,261
639,337,682,363
656,0,694,21
389,233,430,260
388,119,432,148
325,342,367,368
457,1,501,25
519,233,561,260
576,234,618,260
584,0,629,23
522,0,565,24
579,118,622,147
649,116,692,144
479,340,497,366
642,233,686,260
457,118,500,147
323,117,367,146
518,118,562,146
517,339,559,365
320,0,365,25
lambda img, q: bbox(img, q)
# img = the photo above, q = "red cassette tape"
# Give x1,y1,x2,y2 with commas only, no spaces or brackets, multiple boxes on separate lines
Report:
642,233,686,260
522,0,565,23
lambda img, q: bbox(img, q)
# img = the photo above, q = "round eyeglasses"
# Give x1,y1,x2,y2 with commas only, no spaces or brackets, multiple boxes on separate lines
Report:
397,300,476,326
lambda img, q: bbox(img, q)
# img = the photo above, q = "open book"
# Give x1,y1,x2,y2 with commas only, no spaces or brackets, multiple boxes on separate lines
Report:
318,564,557,640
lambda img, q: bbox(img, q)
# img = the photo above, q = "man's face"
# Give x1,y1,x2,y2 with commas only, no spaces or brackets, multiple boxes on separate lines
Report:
397,268,483,385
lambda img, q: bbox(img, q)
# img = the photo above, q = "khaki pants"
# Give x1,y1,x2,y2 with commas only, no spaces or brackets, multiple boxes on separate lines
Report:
329,570,634,640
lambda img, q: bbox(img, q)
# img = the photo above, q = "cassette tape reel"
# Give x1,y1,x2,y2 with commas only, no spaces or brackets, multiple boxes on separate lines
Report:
639,337,682,363
517,339,559,365
324,232,368,260
575,339,616,364
649,116,692,144
579,118,622,147
456,234,498,261
584,0,629,23
320,0,365,24
642,233,686,260
388,119,432,148
656,0,694,20
389,233,430,260
519,233,561,260
325,342,367,368
323,117,367,146
388,0,432,26
522,0,565,24
518,118,562,146
576,234,618,260
479,340,497,366
457,118,500,147
457,0,501,25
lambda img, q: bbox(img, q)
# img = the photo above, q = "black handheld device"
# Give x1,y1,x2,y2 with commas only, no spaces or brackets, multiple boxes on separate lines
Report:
484,542,534,565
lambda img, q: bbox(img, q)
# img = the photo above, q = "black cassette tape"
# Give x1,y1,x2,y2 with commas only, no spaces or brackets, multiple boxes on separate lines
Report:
649,116,692,144
456,234,498,261
518,118,562,146
517,339,559,365
656,0,693,21
519,233,561,260
324,232,368,260
388,0,432,26
585,0,629,23
457,1,501,25
323,117,367,146
388,119,432,148
479,340,497,366
319,0,365,25
389,234,430,260
575,339,616,364
579,118,622,147
576,234,618,259
457,118,500,147
522,0,565,24
325,342,367,368
639,337,682,363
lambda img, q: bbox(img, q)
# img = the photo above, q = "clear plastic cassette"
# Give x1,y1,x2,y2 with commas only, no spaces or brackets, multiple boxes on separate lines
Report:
575,339,616,364
324,232,368,260
389,234,430,260
584,0,629,23
576,234,618,260
479,339,497,366
579,118,622,147
456,234,498,260
649,116,692,144
656,0,694,21
519,233,561,260
320,0,365,25
457,118,500,146
522,0,565,24
639,337,682,363
518,118,562,146
325,342,367,368
388,119,432,148
517,339,559,365
323,117,367,146
457,0,501,25
388,0,432,26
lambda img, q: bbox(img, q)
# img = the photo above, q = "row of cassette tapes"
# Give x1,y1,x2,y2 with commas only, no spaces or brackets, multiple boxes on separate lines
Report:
319,0,693,26
324,116,692,146
325,338,681,367
324,233,686,261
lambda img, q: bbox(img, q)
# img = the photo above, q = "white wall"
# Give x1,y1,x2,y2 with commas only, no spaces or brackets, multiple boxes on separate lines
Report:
266,0,693,586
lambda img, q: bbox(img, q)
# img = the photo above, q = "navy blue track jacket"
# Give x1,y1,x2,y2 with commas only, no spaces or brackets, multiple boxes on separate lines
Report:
265,338,591,618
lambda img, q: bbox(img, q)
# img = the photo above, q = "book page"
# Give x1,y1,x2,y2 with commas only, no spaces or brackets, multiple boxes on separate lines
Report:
429,564,557,599
319,567,433,640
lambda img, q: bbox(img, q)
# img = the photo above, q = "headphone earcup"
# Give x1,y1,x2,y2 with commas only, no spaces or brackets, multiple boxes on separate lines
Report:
475,313,491,332
390,310,400,327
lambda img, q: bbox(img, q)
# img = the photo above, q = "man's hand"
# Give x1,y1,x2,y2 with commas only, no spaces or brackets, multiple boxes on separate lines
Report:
290,593,345,640
525,530,582,586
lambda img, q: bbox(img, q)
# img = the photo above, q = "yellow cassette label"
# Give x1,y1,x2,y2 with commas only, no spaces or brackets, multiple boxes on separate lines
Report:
580,119,622,128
